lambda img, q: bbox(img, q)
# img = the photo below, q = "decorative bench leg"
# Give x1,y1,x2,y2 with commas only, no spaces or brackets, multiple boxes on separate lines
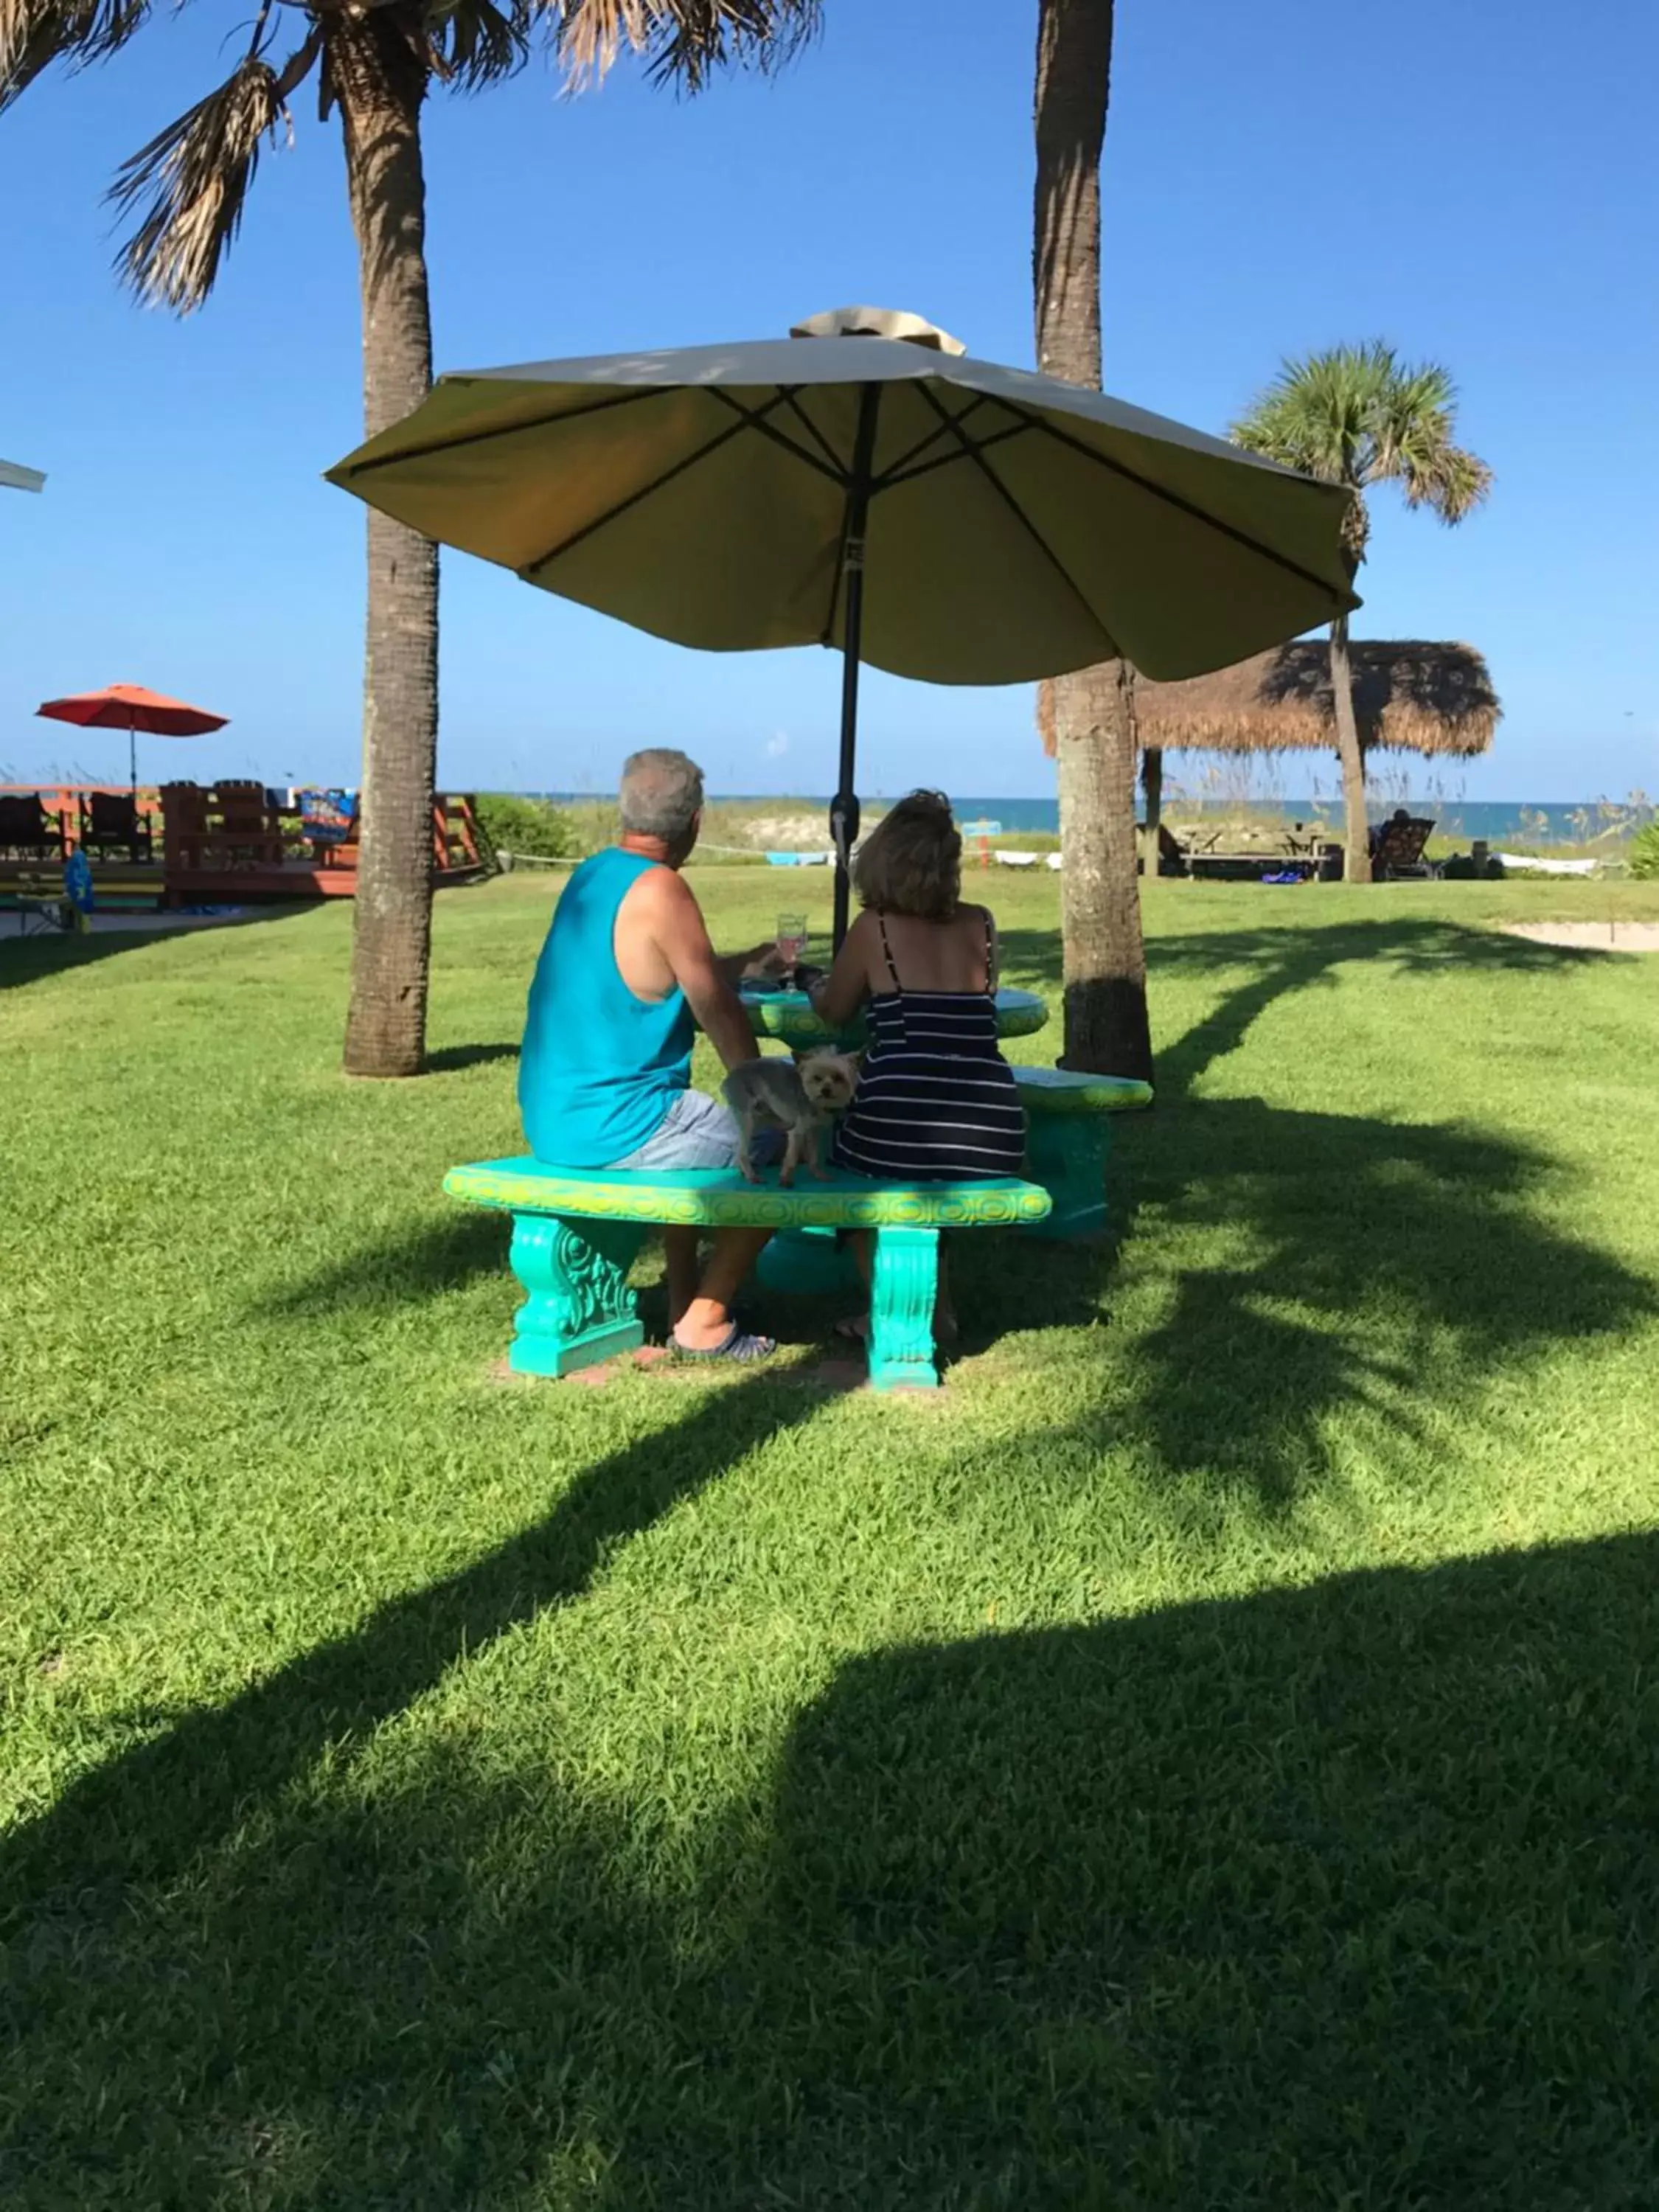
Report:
1023,1116,1110,1240
508,1213,646,1378
867,1227,940,1392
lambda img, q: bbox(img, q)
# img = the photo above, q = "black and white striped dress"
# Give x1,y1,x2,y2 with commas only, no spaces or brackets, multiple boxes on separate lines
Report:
832,911,1026,1183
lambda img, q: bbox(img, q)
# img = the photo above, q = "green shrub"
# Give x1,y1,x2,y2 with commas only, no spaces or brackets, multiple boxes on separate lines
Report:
475,792,577,861
1629,821,1659,880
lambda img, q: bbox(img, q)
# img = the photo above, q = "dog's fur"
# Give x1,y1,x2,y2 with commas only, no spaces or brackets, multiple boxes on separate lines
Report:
799,1050,860,1114
722,1050,860,1186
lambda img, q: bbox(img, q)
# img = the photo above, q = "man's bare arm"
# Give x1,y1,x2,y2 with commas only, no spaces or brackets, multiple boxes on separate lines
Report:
649,874,761,1073
717,941,787,987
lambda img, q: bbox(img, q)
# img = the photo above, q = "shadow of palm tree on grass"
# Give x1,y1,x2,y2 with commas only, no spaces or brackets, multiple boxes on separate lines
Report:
998,911,1599,1040
6,912,1655,2202
10,1535,1657,2206
0,908,297,992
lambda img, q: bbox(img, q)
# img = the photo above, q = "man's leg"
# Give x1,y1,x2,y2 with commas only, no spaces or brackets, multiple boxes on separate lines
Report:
612,1092,776,1357
674,1228,773,1352
663,1228,702,1330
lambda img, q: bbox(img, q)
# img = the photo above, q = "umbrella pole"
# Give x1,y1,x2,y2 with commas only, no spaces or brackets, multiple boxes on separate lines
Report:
830,385,883,953
130,722,138,798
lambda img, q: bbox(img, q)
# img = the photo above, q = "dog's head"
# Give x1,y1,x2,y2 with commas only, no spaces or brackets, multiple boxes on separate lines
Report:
799,1050,860,1113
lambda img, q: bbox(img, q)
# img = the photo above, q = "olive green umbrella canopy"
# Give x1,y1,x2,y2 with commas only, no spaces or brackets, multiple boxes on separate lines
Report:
327,308,1359,936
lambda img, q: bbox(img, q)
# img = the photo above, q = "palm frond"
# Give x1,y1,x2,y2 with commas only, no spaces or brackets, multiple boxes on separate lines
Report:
1,0,150,111
430,0,529,89
108,36,318,312
550,0,821,93
1371,358,1493,524
1232,341,1492,543
1399,439,1494,525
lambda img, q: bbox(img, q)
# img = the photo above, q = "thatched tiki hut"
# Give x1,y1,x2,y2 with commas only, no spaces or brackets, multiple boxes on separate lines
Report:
1040,640,1500,846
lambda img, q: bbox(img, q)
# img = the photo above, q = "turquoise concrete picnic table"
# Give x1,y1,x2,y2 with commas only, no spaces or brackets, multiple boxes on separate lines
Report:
741,984,1052,1290
740,984,1049,1050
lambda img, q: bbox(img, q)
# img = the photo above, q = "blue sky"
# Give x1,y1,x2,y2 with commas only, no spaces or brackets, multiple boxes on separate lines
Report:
1,0,1654,801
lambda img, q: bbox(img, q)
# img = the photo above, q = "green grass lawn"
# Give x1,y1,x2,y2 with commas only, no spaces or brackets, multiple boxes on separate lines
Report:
4,870,1659,2208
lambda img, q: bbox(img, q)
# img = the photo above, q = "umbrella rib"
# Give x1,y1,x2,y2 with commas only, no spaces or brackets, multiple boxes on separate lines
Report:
775,388,852,477
1000,400,1352,608
872,394,995,485
703,388,849,487
906,383,1116,648
513,393,799,579
877,420,1034,490
341,384,668,476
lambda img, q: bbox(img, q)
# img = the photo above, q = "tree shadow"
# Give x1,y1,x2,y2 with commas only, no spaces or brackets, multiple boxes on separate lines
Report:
0,1368,821,1927
1103,1092,1652,1506
996,914,1601,1074
260,1210,510,1316
424,1040,520,1074
0,908,297,992
699,1531,1659,2205
10,1534,1657,2205
1144,917,1599,1096
7,918,1656,2200
985,917,1652,1503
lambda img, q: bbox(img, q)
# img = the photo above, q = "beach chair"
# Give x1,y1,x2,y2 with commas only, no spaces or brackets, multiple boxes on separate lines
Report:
1138,822,1188,876
1368,814,1437,880
80,790,154,864
0,792,62,862
209,782,285,867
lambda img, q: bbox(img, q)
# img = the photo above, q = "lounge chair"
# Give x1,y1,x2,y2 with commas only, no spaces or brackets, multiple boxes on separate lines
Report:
0,792,63,862
1368,814,1437,880
80,790,154,864
212,781,286,866
1139,822,1188,876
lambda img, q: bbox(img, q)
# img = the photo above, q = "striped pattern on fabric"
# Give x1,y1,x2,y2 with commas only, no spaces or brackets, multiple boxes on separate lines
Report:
832,987,1026,1183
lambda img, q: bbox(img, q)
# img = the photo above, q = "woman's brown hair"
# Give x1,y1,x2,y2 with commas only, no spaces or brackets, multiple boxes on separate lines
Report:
853,790,961,922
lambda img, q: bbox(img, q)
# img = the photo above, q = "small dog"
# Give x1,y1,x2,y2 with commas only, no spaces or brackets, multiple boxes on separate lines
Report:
798,1049,860,1116
722,1051,860,1186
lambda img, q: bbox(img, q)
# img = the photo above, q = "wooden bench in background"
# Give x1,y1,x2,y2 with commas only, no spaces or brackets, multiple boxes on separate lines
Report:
444,1161,1052,1391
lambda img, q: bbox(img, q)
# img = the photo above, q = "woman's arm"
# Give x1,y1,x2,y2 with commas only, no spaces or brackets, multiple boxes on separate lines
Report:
811,910,874,1029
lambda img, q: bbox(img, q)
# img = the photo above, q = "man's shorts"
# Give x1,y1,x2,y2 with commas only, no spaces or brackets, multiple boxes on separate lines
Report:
609,1088,742,1172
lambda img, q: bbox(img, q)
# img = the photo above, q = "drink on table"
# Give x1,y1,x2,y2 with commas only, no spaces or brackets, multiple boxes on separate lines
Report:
776,914,807,975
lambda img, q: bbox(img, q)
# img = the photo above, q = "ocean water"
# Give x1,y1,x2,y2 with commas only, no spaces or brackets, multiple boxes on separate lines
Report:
545,793,1650,847
936,797,1653,844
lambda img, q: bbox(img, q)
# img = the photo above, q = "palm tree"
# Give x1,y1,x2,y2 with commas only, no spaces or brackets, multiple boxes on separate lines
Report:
1231,343,1492,884
1032,0,1151,1084
1,0,820,1076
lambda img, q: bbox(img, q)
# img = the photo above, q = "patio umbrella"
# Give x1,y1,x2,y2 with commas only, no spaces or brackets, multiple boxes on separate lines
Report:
326,306,1360,943
35,682,228,796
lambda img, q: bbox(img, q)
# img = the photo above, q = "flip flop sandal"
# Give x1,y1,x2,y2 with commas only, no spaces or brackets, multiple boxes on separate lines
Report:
670,1322,777,1364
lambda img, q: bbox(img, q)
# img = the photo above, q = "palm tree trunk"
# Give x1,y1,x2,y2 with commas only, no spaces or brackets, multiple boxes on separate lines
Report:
1048,658,1152,1075
1141,743,1164,874
1033,0,1151,1081
1329,612,1371,884
334,7,439,1077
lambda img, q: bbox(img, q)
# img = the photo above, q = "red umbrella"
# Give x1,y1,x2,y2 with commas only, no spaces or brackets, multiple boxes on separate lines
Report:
36,683,228,795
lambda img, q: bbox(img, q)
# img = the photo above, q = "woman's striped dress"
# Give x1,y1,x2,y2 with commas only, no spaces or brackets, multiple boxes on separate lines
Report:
832,914,1026,1183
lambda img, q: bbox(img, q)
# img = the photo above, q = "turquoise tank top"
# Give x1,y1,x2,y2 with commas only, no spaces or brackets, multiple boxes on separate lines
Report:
518,848,694,1167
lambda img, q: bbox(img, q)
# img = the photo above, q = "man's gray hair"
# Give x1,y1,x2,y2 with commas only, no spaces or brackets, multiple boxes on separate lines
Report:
619,748,705,841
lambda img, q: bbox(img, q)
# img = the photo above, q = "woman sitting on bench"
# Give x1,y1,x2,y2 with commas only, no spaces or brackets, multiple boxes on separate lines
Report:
813,790,1026,1340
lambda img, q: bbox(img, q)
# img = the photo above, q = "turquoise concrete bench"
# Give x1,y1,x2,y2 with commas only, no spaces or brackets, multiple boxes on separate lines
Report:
1012,1068,1153,1239
443,1161,1053,1391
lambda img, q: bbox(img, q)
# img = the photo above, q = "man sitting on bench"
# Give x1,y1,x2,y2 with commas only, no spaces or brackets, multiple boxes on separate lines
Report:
518,748,786,1363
